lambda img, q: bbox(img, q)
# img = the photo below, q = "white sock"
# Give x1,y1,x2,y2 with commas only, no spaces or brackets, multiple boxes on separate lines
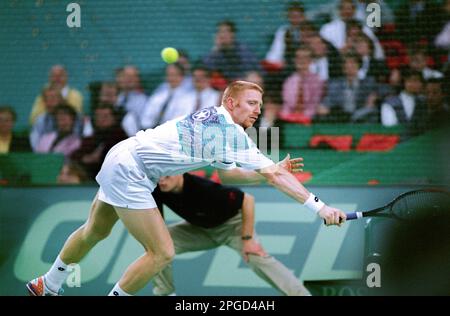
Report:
109,283,132,296
44,256,70,292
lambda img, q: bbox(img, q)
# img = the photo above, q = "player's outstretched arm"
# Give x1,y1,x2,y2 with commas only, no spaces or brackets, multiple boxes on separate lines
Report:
218,154,304,185
258,163,346,226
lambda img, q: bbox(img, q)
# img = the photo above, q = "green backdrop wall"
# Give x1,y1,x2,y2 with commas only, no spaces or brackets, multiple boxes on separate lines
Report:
0,184,425,296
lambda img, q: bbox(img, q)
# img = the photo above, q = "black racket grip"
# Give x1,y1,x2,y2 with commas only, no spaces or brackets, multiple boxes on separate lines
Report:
322,212,357,225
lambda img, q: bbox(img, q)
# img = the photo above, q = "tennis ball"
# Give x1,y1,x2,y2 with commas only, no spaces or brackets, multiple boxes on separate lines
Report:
161,47,179,64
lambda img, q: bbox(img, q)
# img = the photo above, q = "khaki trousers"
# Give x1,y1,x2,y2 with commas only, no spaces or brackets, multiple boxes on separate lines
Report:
152,212,311,296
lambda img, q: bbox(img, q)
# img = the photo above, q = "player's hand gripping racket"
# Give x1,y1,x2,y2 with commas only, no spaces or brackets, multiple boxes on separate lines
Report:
325,189,450,224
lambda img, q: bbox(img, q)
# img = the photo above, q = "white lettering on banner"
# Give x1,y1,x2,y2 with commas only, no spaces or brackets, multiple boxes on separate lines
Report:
204,203,361,287
204,235,297,287
14,201,361,287
14,202,125,283
322,286,367,296
300,203,361,281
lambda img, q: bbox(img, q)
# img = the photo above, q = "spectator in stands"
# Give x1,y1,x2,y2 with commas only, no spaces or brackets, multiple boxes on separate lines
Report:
408,46,444,80
57,162,89,184
154,49,194,94
408,78,450,137
98,81,140,137
29,87,63,150
30,87,86,151
434,0,450,50
423,78,449,127
340,19,366,55
177,50,194,90
319,0,384,60
395,0,442,44
307,0,394,26
280,46,325,121
35,104,81,158
354,34,389,82
141,63,192,129
321,53,379,123
185,65,220,112
115,66,148,118
29,65,83,125
71,103,127,179
435,22,450,51
381,69,426,127
307,33,343,81
203,20,260,81
244,71,281,128
0,106,31,153
263,5,317,108
264,2,307,70
98,82,118,105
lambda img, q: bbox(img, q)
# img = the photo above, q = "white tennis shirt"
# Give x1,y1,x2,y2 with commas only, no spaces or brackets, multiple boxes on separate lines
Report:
133,106,274,182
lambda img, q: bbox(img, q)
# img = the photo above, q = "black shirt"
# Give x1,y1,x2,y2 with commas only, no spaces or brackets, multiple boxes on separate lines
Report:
152,173,245,229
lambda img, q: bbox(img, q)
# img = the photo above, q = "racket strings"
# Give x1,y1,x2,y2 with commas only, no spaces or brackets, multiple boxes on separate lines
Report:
391,191,450,220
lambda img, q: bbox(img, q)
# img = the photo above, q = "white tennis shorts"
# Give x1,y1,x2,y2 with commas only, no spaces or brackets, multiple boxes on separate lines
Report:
96,137,157,210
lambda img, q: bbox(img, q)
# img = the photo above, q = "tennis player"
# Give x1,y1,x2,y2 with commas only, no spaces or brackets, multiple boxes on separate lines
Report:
152,172,312,296
26,81,345,296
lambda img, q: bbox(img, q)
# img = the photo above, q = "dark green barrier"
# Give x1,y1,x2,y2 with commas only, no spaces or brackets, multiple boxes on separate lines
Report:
0,153,64,185
278,129,447,185
0,185,428,296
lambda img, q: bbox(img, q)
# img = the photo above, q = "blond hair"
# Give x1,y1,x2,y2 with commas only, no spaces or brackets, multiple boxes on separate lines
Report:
221,81,264,105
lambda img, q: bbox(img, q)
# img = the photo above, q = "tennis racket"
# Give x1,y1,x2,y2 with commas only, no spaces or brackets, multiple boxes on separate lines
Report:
325,189,450,224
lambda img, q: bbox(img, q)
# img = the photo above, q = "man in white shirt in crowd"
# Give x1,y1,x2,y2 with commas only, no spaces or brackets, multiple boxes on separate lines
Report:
141,63,193,129
184,65,220,112
381,69,425,127
408,47,444,80
265,2,307,68
115,66,148,118
319,0,385,60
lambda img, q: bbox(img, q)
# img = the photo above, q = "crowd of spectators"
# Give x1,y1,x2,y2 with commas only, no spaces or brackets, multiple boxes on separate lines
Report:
1,0,449,184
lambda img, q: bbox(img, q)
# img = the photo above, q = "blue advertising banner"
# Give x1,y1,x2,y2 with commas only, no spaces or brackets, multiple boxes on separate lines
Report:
0,185,421,296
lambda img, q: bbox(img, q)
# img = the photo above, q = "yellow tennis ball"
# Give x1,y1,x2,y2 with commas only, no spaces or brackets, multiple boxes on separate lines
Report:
161,47,179,64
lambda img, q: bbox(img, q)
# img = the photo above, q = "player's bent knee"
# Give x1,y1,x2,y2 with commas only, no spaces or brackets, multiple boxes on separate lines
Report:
142,248,174,271
159,247,175,265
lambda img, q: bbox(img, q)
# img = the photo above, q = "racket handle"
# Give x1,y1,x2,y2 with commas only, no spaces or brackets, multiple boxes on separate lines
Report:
346,212,359,220
322,212,362,225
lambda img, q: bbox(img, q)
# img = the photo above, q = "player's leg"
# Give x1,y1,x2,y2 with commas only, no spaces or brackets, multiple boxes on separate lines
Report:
60,195,119,263
26,193,119,296
109,206,175,295
224,216,311,296
152,221,219,296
